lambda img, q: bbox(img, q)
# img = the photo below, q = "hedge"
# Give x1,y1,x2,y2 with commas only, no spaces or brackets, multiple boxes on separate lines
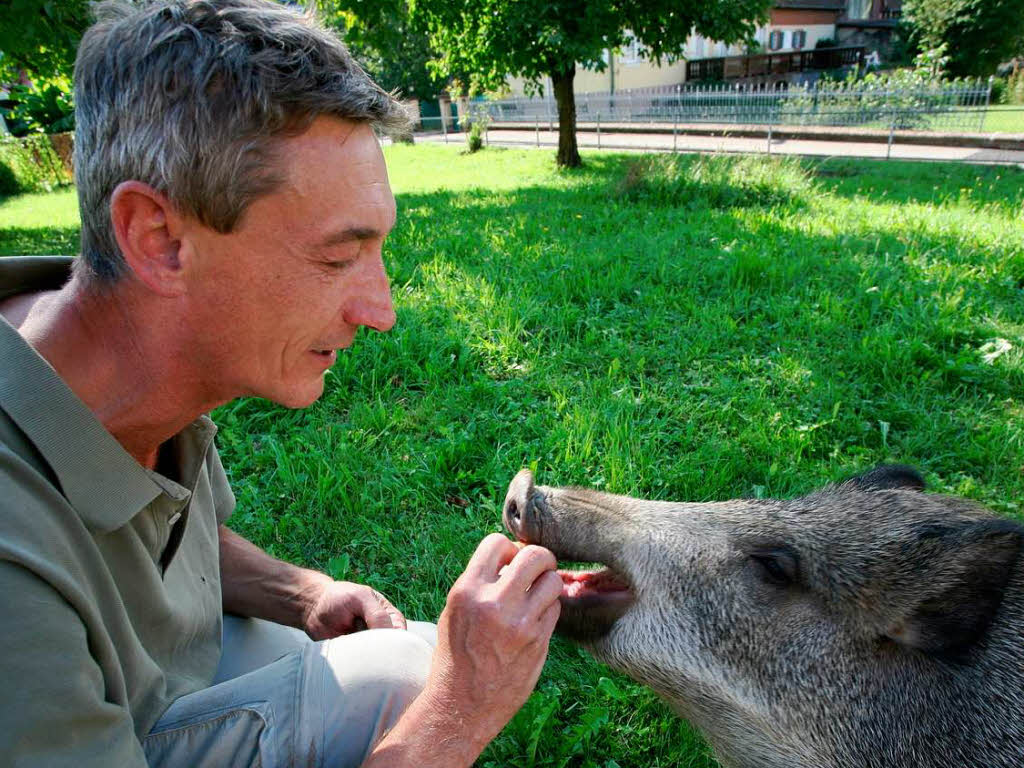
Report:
0,133,73,196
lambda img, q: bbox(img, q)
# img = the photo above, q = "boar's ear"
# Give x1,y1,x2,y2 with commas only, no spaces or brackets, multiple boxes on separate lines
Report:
887,520,1022,659
843,465,925,492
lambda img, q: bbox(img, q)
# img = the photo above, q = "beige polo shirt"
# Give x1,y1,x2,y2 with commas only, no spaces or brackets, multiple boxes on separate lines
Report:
0,256,235,765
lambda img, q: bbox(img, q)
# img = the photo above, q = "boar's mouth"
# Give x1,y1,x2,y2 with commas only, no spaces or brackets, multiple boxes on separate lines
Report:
503,469,636,642
550,562,635,642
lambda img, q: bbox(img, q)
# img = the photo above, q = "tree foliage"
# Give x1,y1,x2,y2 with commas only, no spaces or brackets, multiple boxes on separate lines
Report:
317,0,443,101
902,0,1024,78
0,0,90,82
413,0,772,166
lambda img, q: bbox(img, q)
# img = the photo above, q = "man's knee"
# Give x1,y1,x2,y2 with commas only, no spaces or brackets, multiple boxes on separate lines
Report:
305,627,435,766
323,626,433,699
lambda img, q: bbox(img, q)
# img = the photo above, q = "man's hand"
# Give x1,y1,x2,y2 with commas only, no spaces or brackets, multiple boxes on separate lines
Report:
218,526,407,639
422,533,562,754
302,579,407,640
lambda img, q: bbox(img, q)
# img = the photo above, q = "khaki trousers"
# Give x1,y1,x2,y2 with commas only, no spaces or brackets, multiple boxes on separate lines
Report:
143,615,437,767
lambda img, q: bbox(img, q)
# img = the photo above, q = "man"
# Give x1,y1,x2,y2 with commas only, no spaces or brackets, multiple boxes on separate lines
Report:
0,1,562,765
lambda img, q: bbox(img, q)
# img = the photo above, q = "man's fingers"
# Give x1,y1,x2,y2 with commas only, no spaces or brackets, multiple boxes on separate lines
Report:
465,533,522,581
537,598,561,638
499,544,558,588
358,588,406,630
524,569,563,621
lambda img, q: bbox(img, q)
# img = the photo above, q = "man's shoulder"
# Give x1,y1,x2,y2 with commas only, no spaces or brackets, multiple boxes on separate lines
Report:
0,414,95,579
0,406,57,488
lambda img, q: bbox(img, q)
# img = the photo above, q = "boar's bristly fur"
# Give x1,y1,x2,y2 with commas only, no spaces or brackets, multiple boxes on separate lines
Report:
504,466,1024,768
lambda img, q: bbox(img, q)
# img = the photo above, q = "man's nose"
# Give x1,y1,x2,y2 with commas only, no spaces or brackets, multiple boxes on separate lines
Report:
344,254,396,332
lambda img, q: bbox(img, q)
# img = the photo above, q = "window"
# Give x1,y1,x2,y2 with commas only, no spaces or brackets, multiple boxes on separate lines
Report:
768,30,784,51
619,36,644,65
792,30,807,49
847,0,872,19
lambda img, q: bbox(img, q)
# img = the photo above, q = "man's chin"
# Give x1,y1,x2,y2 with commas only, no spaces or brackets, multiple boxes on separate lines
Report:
261,379,327,410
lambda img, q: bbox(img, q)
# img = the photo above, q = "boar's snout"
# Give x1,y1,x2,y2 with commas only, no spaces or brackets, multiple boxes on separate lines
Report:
503,469,637,642
503,468,541,543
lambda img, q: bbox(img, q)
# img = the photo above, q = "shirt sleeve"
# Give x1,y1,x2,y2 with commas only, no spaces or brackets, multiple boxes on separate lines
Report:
0,561,149,768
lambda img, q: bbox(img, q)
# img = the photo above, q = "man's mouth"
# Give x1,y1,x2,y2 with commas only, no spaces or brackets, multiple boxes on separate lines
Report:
312,349,338,365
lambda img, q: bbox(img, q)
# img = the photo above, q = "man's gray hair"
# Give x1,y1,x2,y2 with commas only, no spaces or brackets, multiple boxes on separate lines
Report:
73,0,409,283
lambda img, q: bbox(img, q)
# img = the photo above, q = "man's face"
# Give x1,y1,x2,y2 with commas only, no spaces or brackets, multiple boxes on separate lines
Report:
185,117,396,408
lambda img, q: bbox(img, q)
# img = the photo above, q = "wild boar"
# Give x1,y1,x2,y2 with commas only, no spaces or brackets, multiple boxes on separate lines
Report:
503,466,1024,768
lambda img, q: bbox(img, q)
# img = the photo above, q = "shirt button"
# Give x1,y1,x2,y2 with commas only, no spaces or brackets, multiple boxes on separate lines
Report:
168,512,182,526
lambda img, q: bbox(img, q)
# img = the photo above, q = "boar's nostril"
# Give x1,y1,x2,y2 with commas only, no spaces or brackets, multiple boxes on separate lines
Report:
508,500,520,523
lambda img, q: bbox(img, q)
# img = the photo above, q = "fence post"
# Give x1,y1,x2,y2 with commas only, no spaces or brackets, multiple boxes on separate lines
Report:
441,103,448,144
535,117,540,147
887,123,894,160
597,112,601,150
767,124,772,155
673,119,678,153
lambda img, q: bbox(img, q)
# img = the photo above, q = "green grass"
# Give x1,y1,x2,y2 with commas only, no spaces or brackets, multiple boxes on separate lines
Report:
4,146,1024,767
983,104,1024,133
0,186,79,254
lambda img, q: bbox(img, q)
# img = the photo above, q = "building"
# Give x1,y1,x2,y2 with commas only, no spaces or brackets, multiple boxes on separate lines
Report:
835,0,902,58
506,0,880,96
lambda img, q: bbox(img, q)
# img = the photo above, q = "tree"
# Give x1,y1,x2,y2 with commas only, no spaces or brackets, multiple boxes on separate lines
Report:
902,0,1024,78
317,0,443,101
0,0,89,83
413,0,771,167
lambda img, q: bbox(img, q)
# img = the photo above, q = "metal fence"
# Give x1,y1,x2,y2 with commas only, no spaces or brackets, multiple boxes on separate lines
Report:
471,80,994,133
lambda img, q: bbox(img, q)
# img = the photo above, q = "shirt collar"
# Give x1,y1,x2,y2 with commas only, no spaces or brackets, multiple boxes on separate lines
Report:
0,314,216,532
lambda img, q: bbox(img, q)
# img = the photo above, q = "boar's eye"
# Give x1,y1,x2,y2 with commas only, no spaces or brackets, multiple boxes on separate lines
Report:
749,546,800,587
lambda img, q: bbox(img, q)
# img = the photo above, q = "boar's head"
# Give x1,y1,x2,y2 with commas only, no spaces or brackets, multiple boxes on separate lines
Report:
503,466,1024,768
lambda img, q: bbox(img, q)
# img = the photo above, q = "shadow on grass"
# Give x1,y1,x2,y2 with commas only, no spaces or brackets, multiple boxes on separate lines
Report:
794,155,1024,209
0,226,79,257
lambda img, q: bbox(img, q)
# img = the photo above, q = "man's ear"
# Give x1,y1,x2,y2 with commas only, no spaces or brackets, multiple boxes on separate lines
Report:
109,181,188,297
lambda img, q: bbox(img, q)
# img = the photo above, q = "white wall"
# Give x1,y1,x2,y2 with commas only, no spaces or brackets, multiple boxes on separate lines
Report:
501,20,839,95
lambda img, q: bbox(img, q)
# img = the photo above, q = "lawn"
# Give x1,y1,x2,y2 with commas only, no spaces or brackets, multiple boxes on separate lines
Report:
3,146,1024,767
983,104,1024,133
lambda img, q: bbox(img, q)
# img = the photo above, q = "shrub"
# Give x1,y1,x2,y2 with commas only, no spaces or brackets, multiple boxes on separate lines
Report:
0,134,73,195
614,153,813,210
464,109,490,153
990,77,1007,104
1005,69,1024,105
1,77,75,137
784,44,979,129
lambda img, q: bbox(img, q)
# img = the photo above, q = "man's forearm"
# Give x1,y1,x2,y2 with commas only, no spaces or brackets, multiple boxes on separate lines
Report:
218,525,331,630
360,688,489,768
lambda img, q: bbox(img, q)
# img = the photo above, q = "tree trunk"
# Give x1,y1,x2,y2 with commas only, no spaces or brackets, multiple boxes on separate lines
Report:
551,65,581,168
